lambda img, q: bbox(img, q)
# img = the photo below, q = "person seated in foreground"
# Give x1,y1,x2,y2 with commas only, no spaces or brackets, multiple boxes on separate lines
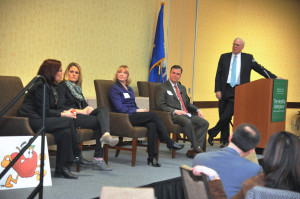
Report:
57,62,118,171
108,65,184,167
193,123,262,198
192,131,300,199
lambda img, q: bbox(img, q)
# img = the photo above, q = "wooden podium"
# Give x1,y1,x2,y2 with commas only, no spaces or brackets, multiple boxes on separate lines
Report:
233,79,287,148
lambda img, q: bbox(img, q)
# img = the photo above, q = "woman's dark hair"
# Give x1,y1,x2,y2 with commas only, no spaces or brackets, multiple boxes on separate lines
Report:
263,131,300,192
37,59,62,85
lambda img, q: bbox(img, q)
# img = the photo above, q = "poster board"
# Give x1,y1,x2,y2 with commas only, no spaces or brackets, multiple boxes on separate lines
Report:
0,136,52,190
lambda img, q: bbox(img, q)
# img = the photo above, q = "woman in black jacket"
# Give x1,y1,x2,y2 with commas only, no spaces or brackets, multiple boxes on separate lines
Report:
57,62,118,171
18,59,78,179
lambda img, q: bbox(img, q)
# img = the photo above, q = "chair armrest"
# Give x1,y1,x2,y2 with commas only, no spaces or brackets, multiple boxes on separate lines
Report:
0,116,35,136
152,110,181,133
109,112,147,138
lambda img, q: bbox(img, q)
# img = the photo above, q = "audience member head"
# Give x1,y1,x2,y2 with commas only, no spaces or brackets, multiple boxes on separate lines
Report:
169,65,183,84
263,131,300,192
37,59,62,85
230,123,261,153
113,65,131,85
63,62,83,87
232,37,245,55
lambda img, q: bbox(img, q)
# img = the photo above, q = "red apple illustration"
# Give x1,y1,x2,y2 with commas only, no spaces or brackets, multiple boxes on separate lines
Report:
10,145,38,178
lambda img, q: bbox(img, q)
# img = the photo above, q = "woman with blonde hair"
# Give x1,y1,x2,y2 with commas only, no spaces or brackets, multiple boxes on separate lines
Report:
109,65,184,167
57,62,118,171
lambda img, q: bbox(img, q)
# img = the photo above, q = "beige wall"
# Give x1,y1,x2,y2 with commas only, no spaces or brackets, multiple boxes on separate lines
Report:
166,0,197,98
193,0,300,135
194,0,300,102
0,0,161,97
0,0,299,135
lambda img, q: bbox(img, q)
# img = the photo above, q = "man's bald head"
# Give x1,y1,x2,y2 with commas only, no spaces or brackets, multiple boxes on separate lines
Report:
231,124,261,152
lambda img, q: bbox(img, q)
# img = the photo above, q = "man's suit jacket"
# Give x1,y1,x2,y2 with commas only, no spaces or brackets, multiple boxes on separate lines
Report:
156,80,198,114
215,52,277,94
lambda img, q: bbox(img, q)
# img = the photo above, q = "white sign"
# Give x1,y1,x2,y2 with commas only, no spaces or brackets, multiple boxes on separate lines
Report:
0,136,52,190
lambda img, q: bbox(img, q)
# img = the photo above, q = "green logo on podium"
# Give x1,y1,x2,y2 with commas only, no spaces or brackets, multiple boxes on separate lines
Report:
271,79,288,122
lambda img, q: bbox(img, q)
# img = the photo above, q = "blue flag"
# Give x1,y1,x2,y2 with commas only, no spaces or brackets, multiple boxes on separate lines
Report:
149,2,167,83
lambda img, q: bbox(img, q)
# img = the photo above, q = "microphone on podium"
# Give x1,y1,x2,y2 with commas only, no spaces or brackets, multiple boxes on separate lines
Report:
252,59,271,78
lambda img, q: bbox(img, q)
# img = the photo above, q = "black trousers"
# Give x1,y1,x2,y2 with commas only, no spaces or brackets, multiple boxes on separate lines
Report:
209,84,235,143
129,112,174,159
74,107,110,158
29,117,75,168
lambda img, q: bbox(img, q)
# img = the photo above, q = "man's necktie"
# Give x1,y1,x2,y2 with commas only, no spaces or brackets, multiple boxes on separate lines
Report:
174,84,188,113
230,55,237,88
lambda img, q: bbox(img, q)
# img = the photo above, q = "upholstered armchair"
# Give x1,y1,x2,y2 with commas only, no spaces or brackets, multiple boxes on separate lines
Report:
180,165,211,199
137,81,149,97
245,186,300,199
0,76,95,172
140,81,206,158
94,80,149,167
147,82,184,158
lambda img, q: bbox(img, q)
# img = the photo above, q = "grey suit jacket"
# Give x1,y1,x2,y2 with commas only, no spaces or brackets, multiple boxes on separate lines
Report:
156,80,198,114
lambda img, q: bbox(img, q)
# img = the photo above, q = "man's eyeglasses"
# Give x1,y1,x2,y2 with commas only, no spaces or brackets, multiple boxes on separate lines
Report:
233,43,242,47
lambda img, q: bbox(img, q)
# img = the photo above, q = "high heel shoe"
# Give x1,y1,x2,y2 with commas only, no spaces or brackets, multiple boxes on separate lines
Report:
54,167,78,179
147,158,161,167
100,133,119,147
92,159,113,171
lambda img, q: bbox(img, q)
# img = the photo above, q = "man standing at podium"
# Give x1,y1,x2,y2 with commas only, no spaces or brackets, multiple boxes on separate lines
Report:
208,37,280,148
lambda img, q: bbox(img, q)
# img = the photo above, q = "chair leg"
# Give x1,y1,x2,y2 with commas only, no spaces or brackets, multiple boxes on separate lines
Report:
115,150,120,157
171,133,177,158
76,142,83,172
203,133,207,152
131,138,137,167
183,134,187,143
156,138,160,161
104,144,109,164
76,164,80,172
115,137,123,157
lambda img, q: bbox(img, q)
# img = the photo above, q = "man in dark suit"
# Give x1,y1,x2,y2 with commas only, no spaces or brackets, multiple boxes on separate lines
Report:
208,37,279,147
156,65,209,158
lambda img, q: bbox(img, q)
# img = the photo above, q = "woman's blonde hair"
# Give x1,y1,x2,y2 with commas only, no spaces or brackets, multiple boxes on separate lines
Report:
63,62,83,87
113,65,131,85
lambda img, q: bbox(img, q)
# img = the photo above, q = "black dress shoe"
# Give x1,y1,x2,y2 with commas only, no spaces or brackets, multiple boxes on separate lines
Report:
168,142,184,151
185,149,198,158
208,133,214,146
73,154,92,165
147,158,161,167
54,167,78,179
220,142,229,148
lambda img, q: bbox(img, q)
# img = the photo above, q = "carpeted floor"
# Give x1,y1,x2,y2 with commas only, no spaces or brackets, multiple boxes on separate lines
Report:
0,141,259,199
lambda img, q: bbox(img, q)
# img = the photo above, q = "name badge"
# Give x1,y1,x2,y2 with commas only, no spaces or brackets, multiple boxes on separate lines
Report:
167,90,173,95
123,93,130,99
